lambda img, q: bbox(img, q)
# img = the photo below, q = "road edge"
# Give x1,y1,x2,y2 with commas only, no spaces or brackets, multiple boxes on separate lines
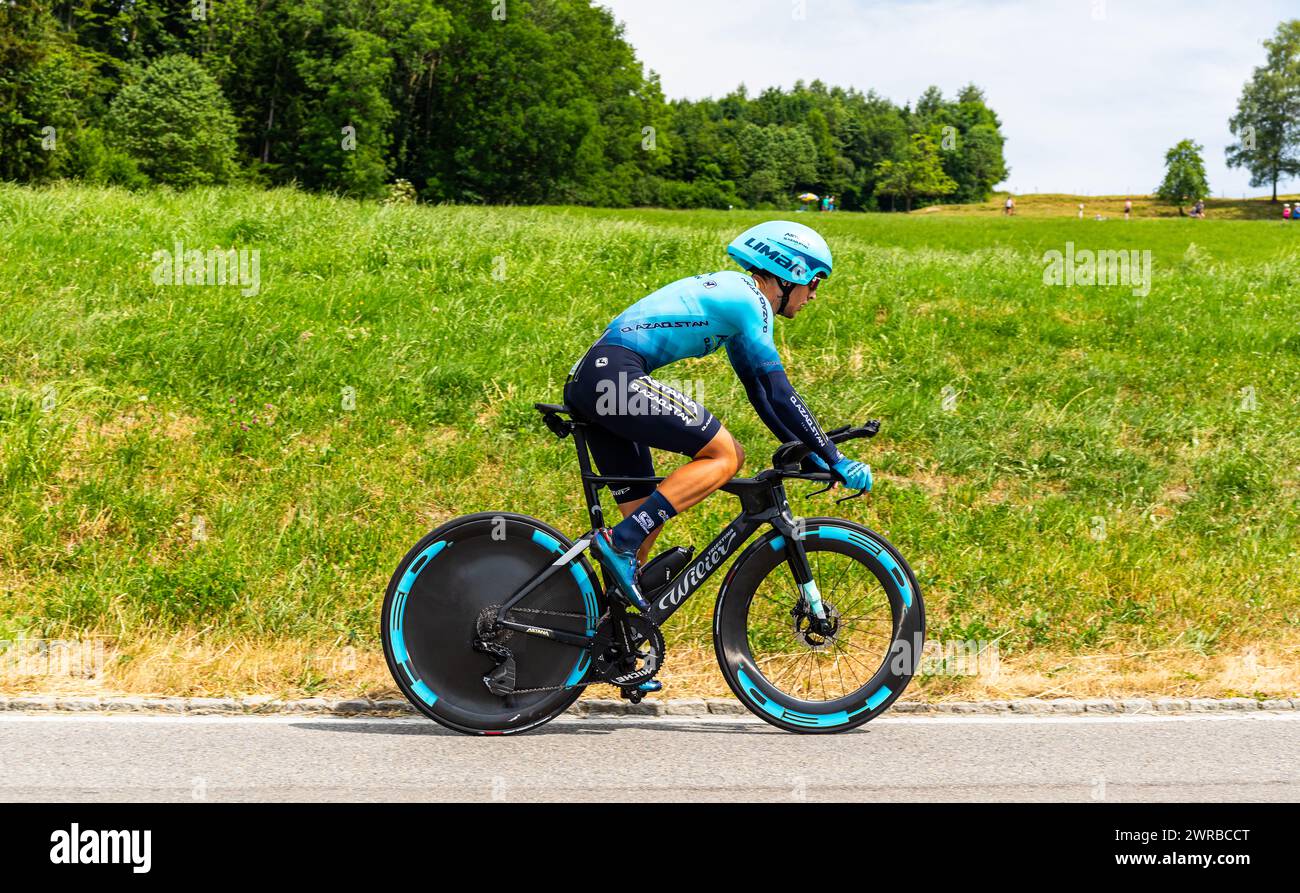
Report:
0,695,1297,717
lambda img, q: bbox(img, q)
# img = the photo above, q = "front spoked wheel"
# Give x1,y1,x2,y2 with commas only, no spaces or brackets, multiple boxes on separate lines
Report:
714,518,925,733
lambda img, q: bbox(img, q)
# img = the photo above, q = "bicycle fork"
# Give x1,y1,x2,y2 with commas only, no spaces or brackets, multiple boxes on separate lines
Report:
770,496,829,623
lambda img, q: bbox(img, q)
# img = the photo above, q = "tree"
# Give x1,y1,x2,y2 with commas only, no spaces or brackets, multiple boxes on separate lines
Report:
0,1,101,182
1226,20,1300,202
874,133,957,211
107,54,238,187
2,3,1011,211
1155,139,1210,211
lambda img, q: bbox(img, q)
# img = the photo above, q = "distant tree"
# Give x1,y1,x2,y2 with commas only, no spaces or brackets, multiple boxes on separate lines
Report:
1155,139,1210,212
0,1,101,182
107,55,238,187
874,133,957,211
0,1,1012,210
1226,20,1300,202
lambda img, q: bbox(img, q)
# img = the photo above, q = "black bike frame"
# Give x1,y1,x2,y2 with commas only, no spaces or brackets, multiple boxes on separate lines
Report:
492,412,825,644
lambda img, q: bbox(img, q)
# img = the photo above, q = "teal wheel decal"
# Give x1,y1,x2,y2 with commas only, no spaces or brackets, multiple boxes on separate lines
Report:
713,518,924,734
380,512,600,735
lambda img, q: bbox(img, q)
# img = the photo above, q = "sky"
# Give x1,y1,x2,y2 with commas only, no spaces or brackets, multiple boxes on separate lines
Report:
599,0,1299,197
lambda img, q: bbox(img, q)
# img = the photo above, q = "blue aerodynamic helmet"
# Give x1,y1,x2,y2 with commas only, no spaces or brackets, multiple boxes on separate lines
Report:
726,221,833,286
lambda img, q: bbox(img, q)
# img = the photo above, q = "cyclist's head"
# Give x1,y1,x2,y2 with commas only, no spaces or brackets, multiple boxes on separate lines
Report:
727,221,832,318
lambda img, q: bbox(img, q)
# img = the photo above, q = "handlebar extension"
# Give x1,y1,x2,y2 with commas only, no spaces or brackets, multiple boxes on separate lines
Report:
770,420,880,472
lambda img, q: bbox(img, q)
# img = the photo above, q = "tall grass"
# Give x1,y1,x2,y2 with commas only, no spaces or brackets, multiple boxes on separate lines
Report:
1,182,1297,695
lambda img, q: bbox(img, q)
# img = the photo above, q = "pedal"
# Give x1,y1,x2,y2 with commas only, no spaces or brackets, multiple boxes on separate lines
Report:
483,654,517,696
640,546,694,597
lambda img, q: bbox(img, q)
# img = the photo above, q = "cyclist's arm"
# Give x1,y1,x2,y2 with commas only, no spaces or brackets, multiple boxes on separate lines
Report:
748,367,843,467
727,343,842,467
738,372,800,444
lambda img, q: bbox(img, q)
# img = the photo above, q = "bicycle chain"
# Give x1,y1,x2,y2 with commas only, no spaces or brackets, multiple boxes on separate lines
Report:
484,606,664,695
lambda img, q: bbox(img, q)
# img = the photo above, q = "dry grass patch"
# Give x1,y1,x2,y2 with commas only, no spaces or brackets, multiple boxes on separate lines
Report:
3,636,1296,702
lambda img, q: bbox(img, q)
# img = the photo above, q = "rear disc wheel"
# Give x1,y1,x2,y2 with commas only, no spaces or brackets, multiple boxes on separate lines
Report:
381,513,601,735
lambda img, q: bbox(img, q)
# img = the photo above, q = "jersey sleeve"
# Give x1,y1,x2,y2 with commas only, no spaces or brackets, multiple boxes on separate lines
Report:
722,279,784,382
721,277,842,465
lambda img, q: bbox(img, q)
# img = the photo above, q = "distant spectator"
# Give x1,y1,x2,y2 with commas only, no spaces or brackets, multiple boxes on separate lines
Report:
1124,199,1133,220
1193,199,1206,219
1285,203,1292,221
1004,196,1015,216
1078,203,1085,219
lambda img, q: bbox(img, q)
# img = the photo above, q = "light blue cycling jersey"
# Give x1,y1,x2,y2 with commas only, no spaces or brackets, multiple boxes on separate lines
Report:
599,271,783,382
591,269,843,467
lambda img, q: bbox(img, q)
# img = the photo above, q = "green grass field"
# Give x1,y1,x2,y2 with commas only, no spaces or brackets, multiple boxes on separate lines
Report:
1,183,1297,699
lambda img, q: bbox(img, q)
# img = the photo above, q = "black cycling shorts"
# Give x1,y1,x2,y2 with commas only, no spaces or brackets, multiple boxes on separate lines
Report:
563,342,722,503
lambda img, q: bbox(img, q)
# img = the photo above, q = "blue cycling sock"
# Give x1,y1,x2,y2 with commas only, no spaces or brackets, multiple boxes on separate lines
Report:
611,490,678,553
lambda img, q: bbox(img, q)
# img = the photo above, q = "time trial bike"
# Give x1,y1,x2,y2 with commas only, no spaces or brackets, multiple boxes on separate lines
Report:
380,402,925,735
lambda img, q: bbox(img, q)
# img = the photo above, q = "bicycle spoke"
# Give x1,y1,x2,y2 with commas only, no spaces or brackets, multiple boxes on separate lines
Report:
813,647,829,699
835,618,892,641
832,648,850,696
830,637,879,682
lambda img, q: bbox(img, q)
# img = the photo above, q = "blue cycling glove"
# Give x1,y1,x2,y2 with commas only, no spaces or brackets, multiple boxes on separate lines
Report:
831,457,873,491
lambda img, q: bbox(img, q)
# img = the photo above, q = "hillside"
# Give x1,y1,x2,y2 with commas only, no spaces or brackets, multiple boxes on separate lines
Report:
923,192,1300,220
1,183,1297,701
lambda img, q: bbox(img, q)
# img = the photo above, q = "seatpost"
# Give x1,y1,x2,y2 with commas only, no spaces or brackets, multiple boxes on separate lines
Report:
570,424,606,530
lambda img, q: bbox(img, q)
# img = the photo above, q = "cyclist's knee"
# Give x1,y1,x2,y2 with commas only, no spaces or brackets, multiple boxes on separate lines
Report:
699,428,743,478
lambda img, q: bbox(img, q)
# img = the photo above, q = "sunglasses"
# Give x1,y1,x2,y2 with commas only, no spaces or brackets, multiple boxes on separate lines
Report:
808,276,824,293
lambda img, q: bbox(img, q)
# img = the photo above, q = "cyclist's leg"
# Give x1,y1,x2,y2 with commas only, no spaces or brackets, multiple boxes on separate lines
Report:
619,427,743,562
565,343,736,589
582,427,661,562
657,426,745,512
584,369,733,556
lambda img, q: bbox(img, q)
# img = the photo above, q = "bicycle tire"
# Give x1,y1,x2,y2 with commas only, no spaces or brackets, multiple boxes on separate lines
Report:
380,512,601,735
713,518,924,733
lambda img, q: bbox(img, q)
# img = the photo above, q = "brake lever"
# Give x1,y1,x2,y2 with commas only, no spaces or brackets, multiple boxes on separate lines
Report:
805,481,835,501
835,488,867,504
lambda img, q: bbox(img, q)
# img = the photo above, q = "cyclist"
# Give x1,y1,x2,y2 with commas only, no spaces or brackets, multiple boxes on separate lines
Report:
564,221,873,624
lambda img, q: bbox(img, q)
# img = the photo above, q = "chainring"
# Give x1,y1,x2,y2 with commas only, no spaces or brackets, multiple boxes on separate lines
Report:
591,614,664,688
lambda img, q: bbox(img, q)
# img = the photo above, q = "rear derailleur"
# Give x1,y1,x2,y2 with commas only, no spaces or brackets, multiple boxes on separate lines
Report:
472,606,664,699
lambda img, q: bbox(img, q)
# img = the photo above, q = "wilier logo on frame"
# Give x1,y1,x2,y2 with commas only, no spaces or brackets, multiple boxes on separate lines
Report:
151,240,261,296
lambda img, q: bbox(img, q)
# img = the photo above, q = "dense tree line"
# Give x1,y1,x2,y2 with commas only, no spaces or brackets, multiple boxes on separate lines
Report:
0,0,1009,209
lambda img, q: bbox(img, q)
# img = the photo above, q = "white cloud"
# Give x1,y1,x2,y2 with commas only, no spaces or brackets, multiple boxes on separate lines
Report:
601,0,1299,197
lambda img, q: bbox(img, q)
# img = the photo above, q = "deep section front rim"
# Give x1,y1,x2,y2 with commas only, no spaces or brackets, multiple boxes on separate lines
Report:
714,519,924,733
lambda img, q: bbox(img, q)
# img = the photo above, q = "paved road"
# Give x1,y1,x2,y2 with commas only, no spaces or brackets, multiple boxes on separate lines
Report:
3,712,1297,802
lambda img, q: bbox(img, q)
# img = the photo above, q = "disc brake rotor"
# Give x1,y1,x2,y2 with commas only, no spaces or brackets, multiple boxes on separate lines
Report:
793,600,840,652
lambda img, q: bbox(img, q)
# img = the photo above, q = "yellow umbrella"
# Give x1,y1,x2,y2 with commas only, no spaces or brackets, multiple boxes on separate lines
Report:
798,193,819,202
